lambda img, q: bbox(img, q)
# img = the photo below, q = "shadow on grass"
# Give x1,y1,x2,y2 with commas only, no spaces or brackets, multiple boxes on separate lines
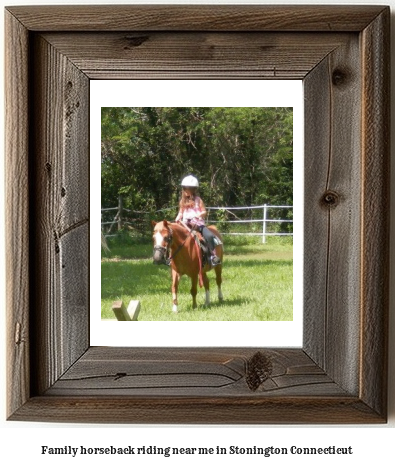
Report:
201,296,252,310
102,257,291,302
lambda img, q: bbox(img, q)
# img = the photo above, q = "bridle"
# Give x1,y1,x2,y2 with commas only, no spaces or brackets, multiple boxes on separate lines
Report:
153,223,193,266
153,227,173,265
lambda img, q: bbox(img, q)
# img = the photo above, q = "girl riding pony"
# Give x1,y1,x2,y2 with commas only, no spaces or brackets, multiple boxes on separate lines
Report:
175,175,222,266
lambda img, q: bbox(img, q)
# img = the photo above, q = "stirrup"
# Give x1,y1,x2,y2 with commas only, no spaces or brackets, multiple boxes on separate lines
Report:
211,255,221,266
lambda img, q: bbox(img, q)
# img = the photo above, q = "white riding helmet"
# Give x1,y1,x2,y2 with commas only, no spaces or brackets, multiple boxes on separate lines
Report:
181,175,199,187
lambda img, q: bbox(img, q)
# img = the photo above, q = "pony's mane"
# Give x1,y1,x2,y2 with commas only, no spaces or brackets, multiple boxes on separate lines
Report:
169,221,190,234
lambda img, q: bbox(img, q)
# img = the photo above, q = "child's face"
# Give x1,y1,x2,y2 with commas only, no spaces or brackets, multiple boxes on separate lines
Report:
183,187,194,197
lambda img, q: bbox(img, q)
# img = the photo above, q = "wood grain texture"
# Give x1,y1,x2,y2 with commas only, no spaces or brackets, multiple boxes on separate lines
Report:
303,56,331,370
42,32,350,80
10,350,383,424
9,396,384,425
304,35,362,395
5,10,30,419
46,348,345,397
29,34,90,395
5,5,389,424
360,9,390,418
5,5,386,32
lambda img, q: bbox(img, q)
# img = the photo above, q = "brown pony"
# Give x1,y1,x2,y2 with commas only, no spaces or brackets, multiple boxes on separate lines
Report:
152,220,223,313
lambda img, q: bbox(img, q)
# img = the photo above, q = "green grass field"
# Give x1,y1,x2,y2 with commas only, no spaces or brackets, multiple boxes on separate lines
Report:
101,235,293,321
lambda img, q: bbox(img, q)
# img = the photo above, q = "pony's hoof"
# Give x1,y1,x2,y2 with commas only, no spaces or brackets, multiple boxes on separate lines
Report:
172,305,178,313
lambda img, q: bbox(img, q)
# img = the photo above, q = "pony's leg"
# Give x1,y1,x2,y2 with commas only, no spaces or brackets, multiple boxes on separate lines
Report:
190,274,198,309
171,270,180,313
202,272,210,306
215,265,223,301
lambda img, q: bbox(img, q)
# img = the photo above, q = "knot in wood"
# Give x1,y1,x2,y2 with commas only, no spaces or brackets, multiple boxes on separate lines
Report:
123,35,149,49
246,351,273,391
321,190,340,208
332,68,348,87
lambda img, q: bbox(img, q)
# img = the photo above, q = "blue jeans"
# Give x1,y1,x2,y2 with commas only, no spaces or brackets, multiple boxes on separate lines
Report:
198,225,217,253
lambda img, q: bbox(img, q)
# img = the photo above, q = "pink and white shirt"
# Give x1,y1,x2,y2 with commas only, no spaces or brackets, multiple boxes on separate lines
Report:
176,197,205,226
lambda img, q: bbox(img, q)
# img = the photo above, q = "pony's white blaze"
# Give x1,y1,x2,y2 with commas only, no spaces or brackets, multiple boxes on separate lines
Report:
154,231,164,246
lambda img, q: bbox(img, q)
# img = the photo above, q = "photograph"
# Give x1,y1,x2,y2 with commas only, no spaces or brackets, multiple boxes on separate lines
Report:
100,106,294,321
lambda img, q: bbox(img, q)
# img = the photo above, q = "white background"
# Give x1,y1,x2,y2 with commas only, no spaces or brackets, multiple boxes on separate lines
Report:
90,79,304,347
1,1,394,469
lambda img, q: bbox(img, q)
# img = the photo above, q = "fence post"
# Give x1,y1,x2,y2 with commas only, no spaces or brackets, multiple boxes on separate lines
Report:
118,195,123,231
262,204,268,243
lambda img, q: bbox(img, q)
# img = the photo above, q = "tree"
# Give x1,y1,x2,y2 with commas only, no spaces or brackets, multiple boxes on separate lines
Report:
101,107,293,211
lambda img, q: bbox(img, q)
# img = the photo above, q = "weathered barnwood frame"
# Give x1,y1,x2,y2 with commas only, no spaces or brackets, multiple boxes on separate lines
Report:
5,5,389,423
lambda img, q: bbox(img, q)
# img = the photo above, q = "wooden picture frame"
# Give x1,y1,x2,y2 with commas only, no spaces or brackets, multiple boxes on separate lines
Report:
5,5,390,424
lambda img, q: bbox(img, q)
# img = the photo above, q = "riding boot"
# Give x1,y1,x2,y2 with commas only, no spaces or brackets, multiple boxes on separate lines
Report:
211,251,221,266
199,226,221,266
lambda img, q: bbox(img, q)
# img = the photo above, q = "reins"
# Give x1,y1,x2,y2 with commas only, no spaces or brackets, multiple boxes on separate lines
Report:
169,221,204,288
166,225,188,262
175,220,203,287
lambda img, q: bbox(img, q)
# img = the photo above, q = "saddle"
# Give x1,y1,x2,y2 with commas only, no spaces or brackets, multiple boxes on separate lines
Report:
191,230,210,266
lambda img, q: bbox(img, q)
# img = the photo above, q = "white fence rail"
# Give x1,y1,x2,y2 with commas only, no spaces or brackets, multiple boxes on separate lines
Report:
101,199,293,243
206,204,292,243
